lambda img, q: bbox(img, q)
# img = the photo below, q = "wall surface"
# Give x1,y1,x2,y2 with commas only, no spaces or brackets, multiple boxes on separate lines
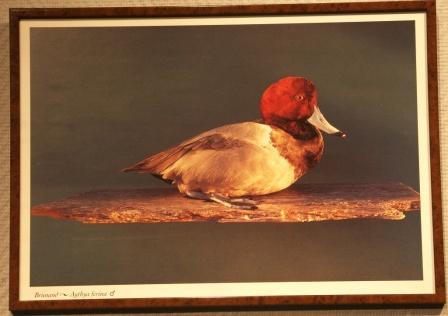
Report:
0,0,447,315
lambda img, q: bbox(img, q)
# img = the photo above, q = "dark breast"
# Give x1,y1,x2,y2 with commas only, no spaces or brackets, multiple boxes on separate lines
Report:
269,125,324,179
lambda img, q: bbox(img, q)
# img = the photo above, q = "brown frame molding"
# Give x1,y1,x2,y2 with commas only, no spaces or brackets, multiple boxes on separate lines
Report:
9,0,445,313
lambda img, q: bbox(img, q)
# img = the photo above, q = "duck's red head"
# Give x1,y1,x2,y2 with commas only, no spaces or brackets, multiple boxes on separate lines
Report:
261,76,316,122
260,76,346,138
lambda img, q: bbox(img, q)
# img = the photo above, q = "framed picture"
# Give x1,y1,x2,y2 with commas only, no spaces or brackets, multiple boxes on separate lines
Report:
9,0,445,313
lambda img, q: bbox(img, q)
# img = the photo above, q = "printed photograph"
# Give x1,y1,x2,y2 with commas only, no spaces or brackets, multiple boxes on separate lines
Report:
28,19,423,288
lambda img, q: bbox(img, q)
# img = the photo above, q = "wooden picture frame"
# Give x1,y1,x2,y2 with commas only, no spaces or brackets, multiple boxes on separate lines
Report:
9,0,445,313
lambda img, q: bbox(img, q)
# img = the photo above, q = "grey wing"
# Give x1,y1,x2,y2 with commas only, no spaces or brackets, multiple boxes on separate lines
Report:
121,133,244,174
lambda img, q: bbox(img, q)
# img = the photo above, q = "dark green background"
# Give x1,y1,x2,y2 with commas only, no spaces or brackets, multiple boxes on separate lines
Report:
30,21,418,205
30,21,422,286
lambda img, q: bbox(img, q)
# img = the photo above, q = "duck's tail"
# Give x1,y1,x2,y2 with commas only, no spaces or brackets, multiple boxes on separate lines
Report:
121,145,185,174
121,165,139,172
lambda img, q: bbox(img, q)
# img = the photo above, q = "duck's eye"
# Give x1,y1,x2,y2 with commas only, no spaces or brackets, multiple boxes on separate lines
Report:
295,95,305,101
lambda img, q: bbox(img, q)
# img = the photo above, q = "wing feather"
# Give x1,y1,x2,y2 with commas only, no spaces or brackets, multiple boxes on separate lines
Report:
121,133,244,174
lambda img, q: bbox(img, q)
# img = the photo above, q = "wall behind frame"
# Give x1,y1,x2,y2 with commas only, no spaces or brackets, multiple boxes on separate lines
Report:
0,0,447,315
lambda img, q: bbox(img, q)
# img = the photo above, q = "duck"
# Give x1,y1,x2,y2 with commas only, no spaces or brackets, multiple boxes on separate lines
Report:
123,76,346,209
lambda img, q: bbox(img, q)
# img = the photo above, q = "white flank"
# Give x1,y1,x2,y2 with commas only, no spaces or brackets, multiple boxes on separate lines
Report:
163,122,296,197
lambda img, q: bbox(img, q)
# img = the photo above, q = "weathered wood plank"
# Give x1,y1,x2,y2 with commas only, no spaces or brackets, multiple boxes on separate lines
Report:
31,183,420,223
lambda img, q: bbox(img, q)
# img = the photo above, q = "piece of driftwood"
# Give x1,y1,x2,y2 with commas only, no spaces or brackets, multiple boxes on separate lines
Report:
31,183,420,223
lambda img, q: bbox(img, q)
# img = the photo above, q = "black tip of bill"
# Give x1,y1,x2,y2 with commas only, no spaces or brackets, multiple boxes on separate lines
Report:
332,131,347,138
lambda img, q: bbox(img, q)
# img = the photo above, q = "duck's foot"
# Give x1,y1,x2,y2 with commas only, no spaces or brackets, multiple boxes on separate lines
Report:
185,191,258,210
209,194,258,210
185,191,210,200
229,197,258,205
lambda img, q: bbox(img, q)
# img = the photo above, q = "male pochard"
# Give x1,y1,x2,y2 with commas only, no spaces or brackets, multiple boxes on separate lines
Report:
123,76,346,209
